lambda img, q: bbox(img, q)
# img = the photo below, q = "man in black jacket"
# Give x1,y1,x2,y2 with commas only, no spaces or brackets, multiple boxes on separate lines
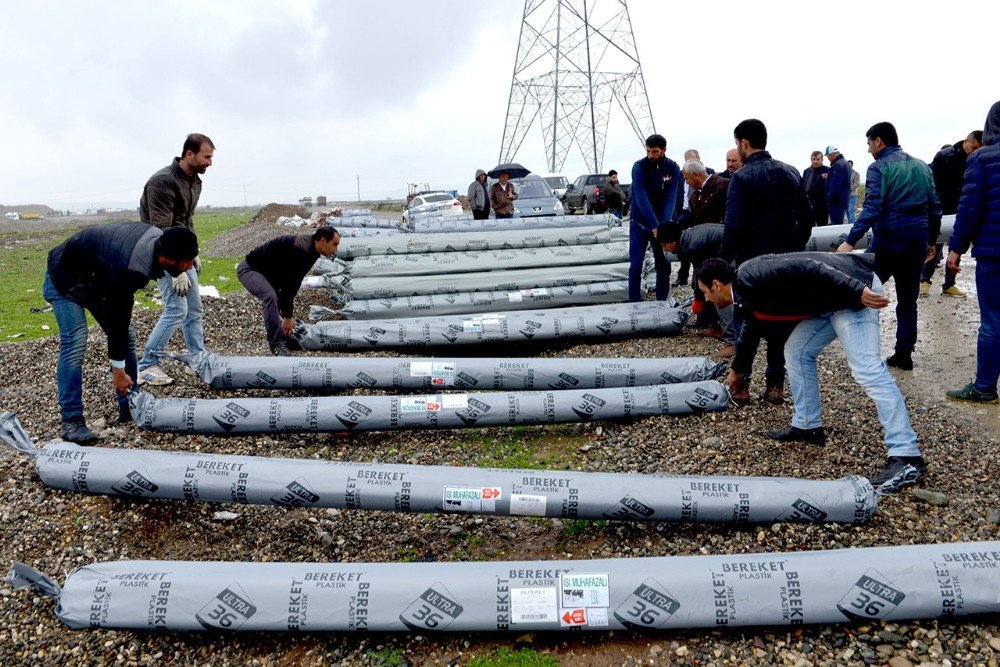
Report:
697,255,926,495
238,227,341,355
43,224,199,443
803,151,831,227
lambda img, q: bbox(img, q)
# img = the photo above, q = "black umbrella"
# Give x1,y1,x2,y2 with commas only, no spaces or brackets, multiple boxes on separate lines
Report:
488,163,531,179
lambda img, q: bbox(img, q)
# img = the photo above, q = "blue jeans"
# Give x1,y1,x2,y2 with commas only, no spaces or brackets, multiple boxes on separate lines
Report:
495,213,513,219
43,272,137,422
975,258,1000,393
628,224,670,302
847,195,858,225
784,277,920,457
610,209,623,220
138,268,204,370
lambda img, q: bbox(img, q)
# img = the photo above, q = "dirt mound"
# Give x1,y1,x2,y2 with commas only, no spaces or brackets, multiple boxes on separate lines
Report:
247,202,310,226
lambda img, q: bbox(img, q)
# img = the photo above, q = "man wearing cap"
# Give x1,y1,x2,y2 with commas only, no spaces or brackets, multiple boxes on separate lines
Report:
43,224,200,443
135,133,214,386
467,169,490,220
490,170,518,219
825,146,852,225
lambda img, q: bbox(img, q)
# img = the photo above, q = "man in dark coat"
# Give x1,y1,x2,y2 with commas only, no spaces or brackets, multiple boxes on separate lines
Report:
803,151,831,227
946,102,1000,403
43,224,199,443
824,146,852,225
697,254,926,495
628,134,681,301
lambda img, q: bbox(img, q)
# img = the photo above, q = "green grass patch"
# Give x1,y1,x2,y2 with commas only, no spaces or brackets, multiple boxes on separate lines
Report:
561,518,607,538
0,211,251,341
468,647,559,667
367,646,406,666
453,425,586,469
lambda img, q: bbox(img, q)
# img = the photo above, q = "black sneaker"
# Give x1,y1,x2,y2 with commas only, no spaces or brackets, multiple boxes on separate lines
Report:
61,419,99,445
886,352,913,371
946,382,999,404
766,425,826,445
871,456,926,495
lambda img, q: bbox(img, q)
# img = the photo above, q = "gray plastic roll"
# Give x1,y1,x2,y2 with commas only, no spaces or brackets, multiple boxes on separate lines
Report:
12,541,1000,632
323,263,631,299
324,281,630,319
324,215,400,229
803,216,955,252
347,243,629,279
0,416,873,525
169,352,724,390
336,227,403,238
336,226,616,260
309,257,349,276
411,214,617,234
127,380,728,434
294,301,687,351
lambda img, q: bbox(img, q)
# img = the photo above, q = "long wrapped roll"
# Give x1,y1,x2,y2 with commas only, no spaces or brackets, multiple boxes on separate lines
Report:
168,352,724,390
409,213,617,234
324,281,629,319
11,541,999,632
0,414,873,525
347,243,629,278
324,215,400,229
294,301,687,351
127,381,729,434
804,215,955,252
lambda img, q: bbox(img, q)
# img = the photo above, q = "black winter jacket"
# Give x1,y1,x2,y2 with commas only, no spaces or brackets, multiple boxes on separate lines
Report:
139,158,202,230
735,252,876,318
721,151,813,265
931,141,969,216
47,222,164,361
679,223,724,268
244,235,320,317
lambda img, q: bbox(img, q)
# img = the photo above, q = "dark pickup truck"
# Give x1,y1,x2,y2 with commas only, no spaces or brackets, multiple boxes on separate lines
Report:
562,173,630,215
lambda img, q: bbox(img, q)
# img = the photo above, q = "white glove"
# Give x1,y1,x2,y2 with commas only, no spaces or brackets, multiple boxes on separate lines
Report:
193,256,202,275
172,272,191,296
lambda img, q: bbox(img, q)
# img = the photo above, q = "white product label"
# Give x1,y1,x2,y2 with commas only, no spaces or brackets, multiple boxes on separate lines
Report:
442,486,501,512
431,362,455,377
523,288,549,297
409,362,433,377
441,394,468,409
507,292,523,303
400,396,442,413
587,608,609,627
510,494,547,516
560,573,610,609
462,321,482,333
511,587,558,624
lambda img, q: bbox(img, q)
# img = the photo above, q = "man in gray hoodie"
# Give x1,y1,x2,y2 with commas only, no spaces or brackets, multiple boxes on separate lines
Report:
467,169,490,220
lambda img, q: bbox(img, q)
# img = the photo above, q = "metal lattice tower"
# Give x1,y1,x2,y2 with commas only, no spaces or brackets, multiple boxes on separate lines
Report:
499,0,654,173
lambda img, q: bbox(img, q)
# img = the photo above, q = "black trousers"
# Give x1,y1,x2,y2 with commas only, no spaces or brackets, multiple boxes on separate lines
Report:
472,208,489,220
874,241,926,355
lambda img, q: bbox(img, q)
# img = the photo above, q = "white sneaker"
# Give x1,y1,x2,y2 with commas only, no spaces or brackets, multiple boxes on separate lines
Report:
138,365,174,386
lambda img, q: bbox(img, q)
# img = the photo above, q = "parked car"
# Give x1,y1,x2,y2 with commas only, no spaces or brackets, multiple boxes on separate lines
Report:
542,174,570,200
402,191,464,224
508,174,564,217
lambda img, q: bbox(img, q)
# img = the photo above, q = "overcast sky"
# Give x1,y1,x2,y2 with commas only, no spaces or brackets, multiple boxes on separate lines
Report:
1,0,996,209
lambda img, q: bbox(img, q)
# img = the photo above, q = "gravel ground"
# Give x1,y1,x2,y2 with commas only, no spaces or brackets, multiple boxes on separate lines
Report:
1,263,999,665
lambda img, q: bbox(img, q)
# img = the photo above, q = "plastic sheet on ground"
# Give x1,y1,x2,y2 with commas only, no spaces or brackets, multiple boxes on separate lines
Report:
294,301,686,350
0,413,874,525
321,281,630,319
167,352,725,390
126,380,728,434
11,541,1000,631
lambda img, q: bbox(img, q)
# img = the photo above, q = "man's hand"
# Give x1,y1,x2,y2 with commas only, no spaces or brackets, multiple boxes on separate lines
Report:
836,242,854,253
282,317,296,335
860,286,890,309
947,250,962,274
925,245,936,263
112,367,133,395
725,369,741,388
193,256,202,275
172,272,191,295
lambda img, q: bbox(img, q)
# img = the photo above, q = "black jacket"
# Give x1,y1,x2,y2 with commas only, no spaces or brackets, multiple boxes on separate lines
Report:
139,158,202,230
930,141,969,216
245,235,320,317
679,223,724,267
721,151,813,265
735,252,876,317
47,222,164,361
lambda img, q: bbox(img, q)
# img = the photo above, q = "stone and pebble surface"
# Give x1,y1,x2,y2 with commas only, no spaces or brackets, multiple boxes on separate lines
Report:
1,272,999,665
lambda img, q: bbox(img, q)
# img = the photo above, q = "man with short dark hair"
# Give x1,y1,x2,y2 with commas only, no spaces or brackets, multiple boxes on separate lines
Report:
921,130,984,297
628,133,681,301
43,224,199,443
803,150,831,227
490,170,518,219
838,121,942,371
824,146,852,225
720,118,813,402
467,169,490,220
136,133,214,387
604,170,626,219
696,254,927,494
238,227,341,356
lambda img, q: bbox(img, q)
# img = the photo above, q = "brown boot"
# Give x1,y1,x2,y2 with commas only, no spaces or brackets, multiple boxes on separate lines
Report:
726,374,751,406
714,344,735,359
762,379,784,404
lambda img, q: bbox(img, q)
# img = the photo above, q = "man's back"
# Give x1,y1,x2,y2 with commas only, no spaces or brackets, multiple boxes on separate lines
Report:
930,142,968,215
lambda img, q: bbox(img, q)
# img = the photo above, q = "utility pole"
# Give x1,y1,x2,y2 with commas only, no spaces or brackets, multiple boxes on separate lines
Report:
356,175,361,203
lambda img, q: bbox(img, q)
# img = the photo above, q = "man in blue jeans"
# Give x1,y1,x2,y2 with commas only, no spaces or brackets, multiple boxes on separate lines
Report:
136,133,214,386
697,254,926,494
946,101,1000,403
44,224,199,443
628,134,681,301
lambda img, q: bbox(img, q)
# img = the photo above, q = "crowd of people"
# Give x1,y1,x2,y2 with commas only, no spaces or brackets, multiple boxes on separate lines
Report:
39,100,1000,497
